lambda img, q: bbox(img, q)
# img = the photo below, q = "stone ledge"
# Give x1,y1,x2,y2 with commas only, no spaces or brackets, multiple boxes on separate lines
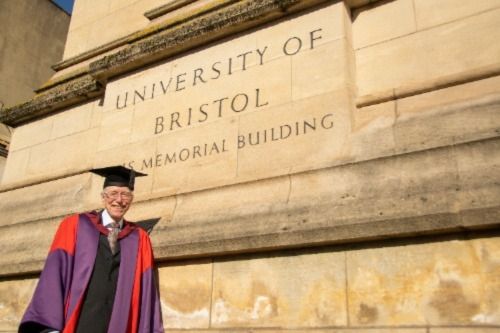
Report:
88,0,330,82
1,137,498,277
0,75,102,127
52,0,237,72
356,65,500,107
144,0,201,20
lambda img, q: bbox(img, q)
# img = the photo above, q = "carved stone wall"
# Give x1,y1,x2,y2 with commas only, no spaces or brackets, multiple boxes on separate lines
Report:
0,0,499,332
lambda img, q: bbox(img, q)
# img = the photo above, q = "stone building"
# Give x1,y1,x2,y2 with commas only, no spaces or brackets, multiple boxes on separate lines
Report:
0,0,70,179
0,0,499,332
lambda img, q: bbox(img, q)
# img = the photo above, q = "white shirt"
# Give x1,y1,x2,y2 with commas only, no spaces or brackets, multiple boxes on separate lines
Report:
102,209,123,229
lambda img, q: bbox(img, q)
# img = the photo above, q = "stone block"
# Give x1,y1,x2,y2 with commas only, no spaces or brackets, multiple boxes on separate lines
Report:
356,8,500,100
86,1,152,52
62,24,91,60
86,0,170,49
68,0,110,31
0,278,37,331
211,251,347,327
0,173,95,227
125,195,177,230
26,128,99,180
96,108,134,151
287,145,459,230
431,328,500,333
157,259,212,328
352,100,396,161
50,100,94,140
396,75,500,115
0,148,30,187
0,216,60,276
236,89,352,181
129,99,162,144
9,116,53,152
456,139,500,226
414,0,500,30
468,237,500,325
352,0,417,50
168,175,290,227
347,237,500,326
255,2,351,62
142,55,291,132
391,76,500,155
291,38,354,101
151,116,239,195
393,91,500,154
102,69,154,112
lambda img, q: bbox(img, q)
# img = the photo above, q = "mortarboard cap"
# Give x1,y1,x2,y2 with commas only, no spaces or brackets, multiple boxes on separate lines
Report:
91,166,147,191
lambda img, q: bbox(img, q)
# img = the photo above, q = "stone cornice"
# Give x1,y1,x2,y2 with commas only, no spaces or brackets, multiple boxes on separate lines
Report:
0,75,102,126
144,0,199,20
0,0,331,127
88,0,330,82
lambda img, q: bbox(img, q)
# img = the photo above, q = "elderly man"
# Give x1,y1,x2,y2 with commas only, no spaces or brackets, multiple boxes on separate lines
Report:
19,166,164,333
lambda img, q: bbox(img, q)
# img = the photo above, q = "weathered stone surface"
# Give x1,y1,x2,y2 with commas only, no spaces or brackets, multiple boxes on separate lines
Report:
0,173,97,227
0,217,60,276
393,92,500,154
158,259,212,328
351,100,396,161
347,236,500,326
211,250,347,327
456,138,500,214
0,278,37,331
164,330,427,333
0,74,103,127
150,137,499,261
2,136,498,277
431,328,500,333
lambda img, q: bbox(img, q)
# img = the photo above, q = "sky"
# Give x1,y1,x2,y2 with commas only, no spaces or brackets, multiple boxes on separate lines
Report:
52,0,74,14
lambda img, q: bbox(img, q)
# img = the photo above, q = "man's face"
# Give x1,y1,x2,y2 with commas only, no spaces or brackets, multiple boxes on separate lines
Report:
101,186,134,221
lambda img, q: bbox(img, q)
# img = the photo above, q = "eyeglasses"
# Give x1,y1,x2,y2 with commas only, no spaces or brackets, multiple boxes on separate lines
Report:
103,191,133,202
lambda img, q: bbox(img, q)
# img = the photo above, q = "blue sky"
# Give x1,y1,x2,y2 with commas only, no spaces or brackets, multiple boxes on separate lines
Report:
52,0,74,14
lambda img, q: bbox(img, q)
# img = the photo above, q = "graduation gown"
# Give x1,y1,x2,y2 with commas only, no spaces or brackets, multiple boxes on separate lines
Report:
19,211,164,333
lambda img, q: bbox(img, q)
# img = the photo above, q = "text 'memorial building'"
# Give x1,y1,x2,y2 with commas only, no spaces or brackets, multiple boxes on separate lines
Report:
0,0,499,331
